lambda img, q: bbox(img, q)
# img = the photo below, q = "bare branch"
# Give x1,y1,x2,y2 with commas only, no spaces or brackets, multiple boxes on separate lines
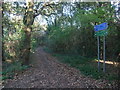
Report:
34,2,59,17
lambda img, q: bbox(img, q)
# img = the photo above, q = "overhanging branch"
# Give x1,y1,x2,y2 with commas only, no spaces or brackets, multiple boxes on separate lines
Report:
34,2,60,17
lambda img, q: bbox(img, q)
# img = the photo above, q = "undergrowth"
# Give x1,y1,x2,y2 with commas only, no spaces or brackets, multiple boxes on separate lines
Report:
52,53,118,82
1,61,30,80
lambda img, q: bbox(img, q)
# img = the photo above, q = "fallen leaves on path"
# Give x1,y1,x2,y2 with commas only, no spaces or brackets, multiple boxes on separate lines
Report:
3,47,117,88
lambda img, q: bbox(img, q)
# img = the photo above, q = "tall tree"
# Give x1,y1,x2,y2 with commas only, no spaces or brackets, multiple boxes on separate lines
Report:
0,1,2,83
21,0,58,65
21,0,34,65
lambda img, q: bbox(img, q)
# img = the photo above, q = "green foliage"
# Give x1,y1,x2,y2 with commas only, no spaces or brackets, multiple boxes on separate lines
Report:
53,53,118,81
46,2,118,59
1,61,29,80
47,25,79,53
3,24,25,61
2,2,42,79
2,2,119,81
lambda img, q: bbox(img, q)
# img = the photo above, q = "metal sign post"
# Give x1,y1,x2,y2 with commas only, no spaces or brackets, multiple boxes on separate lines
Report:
94,22,108,72
97,36,100,71
103,36,106,72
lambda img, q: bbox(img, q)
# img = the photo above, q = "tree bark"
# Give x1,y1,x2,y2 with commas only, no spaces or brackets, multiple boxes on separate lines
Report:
0,1,2,88
0,2,2,61
21,0,34,65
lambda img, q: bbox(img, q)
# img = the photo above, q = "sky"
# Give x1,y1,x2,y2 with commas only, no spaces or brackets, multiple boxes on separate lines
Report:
3,0,120,29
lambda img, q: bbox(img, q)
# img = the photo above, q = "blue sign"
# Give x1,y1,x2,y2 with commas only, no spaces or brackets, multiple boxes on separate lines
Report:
94,22,108,32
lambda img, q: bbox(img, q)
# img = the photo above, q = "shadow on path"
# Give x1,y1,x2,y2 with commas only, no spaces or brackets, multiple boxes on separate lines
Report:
4,47,114,88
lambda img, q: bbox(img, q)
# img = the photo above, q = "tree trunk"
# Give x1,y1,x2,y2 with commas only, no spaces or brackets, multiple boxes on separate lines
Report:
21,0,34,65
21,26,31,65
0,1,2,86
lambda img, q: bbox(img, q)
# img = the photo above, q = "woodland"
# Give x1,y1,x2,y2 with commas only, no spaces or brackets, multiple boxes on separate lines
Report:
0,0,120,88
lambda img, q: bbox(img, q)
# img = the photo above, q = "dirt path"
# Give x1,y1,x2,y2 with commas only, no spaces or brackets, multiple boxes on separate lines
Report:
3,47,115,88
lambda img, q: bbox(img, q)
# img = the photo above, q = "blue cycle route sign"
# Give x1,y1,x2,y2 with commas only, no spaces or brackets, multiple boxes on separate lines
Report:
94,22,108,73
94,22,108,32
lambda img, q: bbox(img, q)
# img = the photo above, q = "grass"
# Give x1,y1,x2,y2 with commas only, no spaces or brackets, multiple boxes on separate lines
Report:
1,61,30,80
52,53,118,81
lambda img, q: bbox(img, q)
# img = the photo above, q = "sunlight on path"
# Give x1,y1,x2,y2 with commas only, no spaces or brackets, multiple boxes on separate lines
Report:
95,59,119,66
